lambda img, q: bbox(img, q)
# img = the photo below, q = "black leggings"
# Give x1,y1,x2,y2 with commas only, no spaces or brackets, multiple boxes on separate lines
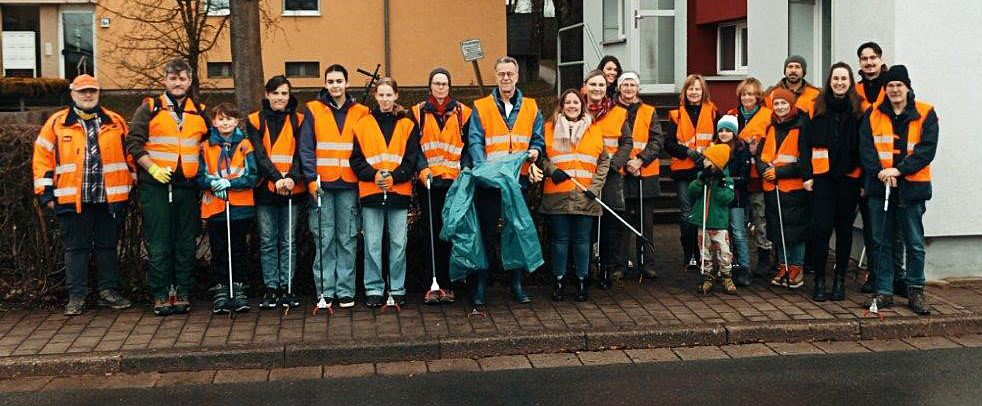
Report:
808,176,859,276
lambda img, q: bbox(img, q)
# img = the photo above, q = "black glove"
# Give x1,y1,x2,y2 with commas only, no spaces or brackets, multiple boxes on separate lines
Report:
699,166,720,181
551,169,571,183
686,149,704,162
583,190,597,200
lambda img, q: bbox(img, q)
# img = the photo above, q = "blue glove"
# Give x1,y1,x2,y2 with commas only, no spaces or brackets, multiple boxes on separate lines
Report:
210,178,231,192
215,189,228,200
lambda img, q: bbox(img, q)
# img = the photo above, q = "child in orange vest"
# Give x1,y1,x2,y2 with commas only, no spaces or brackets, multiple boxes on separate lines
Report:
196,103,259,314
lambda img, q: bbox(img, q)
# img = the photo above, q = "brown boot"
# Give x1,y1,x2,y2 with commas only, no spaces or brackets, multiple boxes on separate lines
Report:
697,274,715,294
771,263,788,286
721,274,737,295
788,265,804,288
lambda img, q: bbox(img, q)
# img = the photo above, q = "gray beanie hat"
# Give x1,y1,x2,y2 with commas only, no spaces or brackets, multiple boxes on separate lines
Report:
784,55,807,76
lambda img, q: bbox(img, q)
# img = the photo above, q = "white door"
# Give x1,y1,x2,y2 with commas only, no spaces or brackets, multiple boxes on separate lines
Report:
630,0,683,94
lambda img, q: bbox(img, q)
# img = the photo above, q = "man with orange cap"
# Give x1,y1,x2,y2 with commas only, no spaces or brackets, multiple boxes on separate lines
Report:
689,143,735,295
33,74,135,315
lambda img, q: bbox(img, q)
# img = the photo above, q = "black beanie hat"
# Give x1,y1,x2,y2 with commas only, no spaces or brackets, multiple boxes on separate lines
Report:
784,55,807,76
882,64,912,90
428,67,451,87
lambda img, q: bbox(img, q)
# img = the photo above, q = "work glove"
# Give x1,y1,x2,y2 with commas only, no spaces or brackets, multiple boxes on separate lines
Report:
418,168,433,188
214,189,228,200
551,168,571,183
307,181,321,199
375,171,393,190
210,178,231,192
583,190,597,200
148,164,172,184
686,149,704,162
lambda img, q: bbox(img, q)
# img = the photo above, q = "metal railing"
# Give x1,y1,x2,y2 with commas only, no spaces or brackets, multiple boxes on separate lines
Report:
556,22,604,97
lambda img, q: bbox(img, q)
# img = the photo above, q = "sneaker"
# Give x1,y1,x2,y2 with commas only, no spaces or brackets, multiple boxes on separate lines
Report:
721,276,737,295
281,291,300,308
686,258,699,271
64,298,85,316
338,296,355,308
365,295,384,308
260,288,278,309
172,296,191,314
610,266,626,281
153,298,173,316
771,263,789,286
212,284,231,314
231,282,250,313
787,265,804,289
392,294,406,307
316,296,332,310
97,289,132,309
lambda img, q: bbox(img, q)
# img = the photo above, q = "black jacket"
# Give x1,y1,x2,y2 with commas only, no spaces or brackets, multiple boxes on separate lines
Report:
724,141,752,208
349,108,422,209
858,94,939,203
246,97,304,205
757,111,811,244
802,94,862,180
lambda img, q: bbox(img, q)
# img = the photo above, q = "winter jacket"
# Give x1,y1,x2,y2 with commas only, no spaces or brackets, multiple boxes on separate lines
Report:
802,93,862,180
724,141,752,208
756,111,811,244
688,168,735,230
621,101,664,199
540,146,611,217
195,127,259,221
858,94,939,204
246,97,304,205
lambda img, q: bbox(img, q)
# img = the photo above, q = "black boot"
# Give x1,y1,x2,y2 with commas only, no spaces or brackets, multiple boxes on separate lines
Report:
510,269,531,304
574,277,589,302
907,286,931,315
471,269,487,306
552,276,566,302
733,265,752,287
753,248,773,277
831,267,846,301
861,270,876,293
597,267,612,290
811,276,828,302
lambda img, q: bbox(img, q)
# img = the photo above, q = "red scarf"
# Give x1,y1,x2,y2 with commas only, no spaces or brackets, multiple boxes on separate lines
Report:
428,95,451,116
587,97,613,121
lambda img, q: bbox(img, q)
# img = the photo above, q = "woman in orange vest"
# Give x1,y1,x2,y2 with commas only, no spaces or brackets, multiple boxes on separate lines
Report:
246,75,304,310
412,68,470,304
541,89,611,302
756,88,810,289
801,62,865,302
583,69,632,288
727,78,773,280
665,74,718,272
349,77,422,309
195,103,259,314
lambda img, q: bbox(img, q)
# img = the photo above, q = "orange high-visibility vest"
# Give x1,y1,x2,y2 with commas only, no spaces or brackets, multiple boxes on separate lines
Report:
668,102,717,171
412,103,471,180
473,94,538,175
629,103,661,177
248,111,306,194
856,82,885,111
727,106,772,181
596,105,628,156
765,86,820,117
353,114,415,198
307,100,369,184
761,124,805,192
810,147,861,179
200,138,255,218
543,121,604,194
32,108,134,212
868,101,934,183
144,95,208,177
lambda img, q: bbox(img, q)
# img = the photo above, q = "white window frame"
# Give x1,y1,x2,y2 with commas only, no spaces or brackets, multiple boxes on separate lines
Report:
716,21,748,75
282,0,320,17
602,0,626,44
205,0,230,16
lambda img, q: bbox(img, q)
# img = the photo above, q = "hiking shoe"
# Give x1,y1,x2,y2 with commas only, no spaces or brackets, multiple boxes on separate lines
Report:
338,296,355,308
365,295,384,308
64,298,85,316
260,288,278,309
907,287,931,315
697,274,715,294
153,298,173,316
172,296,191,314
864,294,894,309
721,276,737,295
212,284,231,314
97,289,132,309
231,282,250,313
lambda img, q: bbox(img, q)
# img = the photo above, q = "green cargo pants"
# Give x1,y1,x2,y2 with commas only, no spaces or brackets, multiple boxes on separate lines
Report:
140,181,201,300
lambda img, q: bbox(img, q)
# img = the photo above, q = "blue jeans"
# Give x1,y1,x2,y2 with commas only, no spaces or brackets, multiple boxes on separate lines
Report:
869,197,926,295
729,207,750,269
309,189,359,299
362,207,408,296
676,179,698,263
548,214,594,279
775,241,806,265
256,202,301,290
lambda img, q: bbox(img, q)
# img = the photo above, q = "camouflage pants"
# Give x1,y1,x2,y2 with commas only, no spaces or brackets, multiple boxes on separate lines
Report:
698,229,733,277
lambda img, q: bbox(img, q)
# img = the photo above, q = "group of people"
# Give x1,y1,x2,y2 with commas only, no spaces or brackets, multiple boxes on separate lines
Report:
32,40,937,318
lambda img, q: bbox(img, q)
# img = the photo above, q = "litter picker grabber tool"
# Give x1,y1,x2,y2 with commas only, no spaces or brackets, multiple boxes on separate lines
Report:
423,175,445,304
313,175,334,316
864,185,891,320
570,179,655,250
380,205,401,314
167,166,173,203
774,182,791,291
637,176,646,284
284,198,294,315
225,199,235,319
700,183,709,277
381,171,390,204
357,64,382,104
167,166,175,305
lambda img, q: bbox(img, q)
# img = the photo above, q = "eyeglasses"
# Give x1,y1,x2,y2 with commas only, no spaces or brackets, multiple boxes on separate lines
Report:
431,82,449,87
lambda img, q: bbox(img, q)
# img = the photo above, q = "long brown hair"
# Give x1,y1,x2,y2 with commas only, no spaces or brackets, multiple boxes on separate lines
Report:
374,77,409,119
551,89,588,124
679,74,711,106
812,62,864,118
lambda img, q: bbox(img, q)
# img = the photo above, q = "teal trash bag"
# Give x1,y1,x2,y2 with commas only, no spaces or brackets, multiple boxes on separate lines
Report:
441,151,544,281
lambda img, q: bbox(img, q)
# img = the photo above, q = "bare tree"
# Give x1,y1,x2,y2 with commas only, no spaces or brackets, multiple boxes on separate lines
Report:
230,0,264,115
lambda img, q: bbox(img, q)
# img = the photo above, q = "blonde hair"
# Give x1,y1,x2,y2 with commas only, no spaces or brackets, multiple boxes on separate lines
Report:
374,77,408,119
679,74,711,105
735,77,764,105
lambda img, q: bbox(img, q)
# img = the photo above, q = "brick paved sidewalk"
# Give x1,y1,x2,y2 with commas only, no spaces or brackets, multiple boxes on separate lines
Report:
1,225,980,376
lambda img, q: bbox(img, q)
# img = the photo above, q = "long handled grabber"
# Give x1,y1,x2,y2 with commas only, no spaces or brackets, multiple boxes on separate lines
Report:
313,175,334,316
225,199,235,319
700,183,709,277
570,179,656,252
637,176,646,284
283,198,295,315
865,185,891,320
423,175,445,304
774,183,792,291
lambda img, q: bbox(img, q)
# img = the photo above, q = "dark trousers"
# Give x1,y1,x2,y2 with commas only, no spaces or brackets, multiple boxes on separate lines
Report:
207,218,252,286
416,184,452,288
676,179,698,265
475,185,506,271
599,209,626,268
624,197,657,268
859,194,906,277
140,182,200,300
808,176,860,277
57,203,125,299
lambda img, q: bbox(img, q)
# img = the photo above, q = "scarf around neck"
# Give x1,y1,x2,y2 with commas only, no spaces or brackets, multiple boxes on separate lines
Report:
587,97,613,121
553,114,592,153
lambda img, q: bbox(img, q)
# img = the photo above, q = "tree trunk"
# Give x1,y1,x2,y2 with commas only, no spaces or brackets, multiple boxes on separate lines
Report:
230,0,264,116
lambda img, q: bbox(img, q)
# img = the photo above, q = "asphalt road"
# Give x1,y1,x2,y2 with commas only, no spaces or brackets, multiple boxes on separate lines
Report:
7,347,982,406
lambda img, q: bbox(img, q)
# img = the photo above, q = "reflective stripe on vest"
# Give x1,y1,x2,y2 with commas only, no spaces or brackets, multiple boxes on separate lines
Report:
144,95,207,176
200,139,255,219
869,101,933,183
630,103,660,177
249,111,306,194
354,114,415,198
761,125,804,192
543,122,604,194
669,102,717,171
473,95,538,175
308,100,368,183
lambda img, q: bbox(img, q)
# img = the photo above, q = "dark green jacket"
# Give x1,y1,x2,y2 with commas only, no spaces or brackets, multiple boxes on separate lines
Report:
688,169,735,230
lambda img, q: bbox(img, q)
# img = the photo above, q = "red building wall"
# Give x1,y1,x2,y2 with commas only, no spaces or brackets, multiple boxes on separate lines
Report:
686,0,747,112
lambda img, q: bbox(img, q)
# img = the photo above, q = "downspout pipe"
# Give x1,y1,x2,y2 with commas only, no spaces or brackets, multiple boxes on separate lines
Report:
384,0,391,77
